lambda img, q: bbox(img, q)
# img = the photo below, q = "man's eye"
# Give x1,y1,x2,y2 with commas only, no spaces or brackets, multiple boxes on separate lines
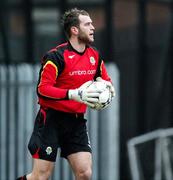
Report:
85,23,90,26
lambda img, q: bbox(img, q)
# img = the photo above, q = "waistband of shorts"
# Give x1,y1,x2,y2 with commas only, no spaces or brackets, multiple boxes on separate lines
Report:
65,112,84,119
46,108,84,119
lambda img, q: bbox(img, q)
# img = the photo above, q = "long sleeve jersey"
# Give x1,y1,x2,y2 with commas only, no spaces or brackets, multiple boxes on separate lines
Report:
37,42,111,113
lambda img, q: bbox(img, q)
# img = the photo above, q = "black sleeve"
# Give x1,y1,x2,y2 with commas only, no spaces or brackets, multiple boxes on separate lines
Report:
94,56,102,80
42,50,65,76
92,47,103,80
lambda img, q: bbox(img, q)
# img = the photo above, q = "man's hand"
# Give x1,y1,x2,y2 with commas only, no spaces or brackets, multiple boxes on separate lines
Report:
96,77,116,98
68,81,100,108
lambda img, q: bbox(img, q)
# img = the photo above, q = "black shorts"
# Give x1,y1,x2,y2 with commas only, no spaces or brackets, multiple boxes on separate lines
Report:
28,108,91,162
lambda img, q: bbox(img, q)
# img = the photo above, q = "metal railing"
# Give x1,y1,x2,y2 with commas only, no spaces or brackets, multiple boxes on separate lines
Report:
128,128,173,180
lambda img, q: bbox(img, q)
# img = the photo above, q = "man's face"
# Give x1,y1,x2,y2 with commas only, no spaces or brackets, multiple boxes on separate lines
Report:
77,14,95,44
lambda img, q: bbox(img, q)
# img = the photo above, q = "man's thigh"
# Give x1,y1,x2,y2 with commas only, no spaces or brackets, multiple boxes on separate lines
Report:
32,159,55,176
67,152,92,172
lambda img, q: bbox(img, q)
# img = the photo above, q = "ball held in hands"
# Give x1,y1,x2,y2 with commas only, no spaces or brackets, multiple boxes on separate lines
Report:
86,80,113,110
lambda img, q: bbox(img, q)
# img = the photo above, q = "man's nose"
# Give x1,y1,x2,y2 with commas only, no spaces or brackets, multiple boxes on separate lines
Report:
91,24,95,30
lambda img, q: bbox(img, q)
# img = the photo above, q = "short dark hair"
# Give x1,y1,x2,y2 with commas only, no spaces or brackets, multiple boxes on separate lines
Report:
61,8,89,38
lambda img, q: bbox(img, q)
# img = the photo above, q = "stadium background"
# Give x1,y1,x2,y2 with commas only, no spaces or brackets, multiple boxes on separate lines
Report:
0,0,173,180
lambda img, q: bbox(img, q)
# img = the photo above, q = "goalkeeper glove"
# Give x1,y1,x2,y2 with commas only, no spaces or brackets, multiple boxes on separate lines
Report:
96,77,116,98
68,81,101,108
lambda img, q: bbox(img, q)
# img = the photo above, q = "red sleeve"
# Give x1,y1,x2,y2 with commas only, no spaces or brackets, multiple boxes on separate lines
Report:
100,61,112,82
37,60,68,100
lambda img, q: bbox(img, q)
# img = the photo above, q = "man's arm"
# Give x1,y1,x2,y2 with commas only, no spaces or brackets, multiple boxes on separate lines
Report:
37,60,68,100
95,58,115,97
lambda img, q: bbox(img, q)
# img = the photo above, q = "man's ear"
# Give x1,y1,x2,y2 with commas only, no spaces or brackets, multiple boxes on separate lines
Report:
71,26,79,35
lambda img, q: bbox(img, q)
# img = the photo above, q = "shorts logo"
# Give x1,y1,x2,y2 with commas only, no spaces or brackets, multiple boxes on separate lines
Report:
46,146,52,155
90,57,96,66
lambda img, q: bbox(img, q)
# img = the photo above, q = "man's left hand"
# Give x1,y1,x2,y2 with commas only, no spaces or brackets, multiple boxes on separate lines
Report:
96,77,116,98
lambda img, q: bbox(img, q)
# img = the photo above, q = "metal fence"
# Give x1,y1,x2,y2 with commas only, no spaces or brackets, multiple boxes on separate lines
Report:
0,63,120,180
128,128,173,180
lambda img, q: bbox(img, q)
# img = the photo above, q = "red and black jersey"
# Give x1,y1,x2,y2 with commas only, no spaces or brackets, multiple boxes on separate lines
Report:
37,41,111,113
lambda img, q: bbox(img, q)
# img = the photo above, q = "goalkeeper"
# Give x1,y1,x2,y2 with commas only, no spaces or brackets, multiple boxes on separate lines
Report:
17,8,115,180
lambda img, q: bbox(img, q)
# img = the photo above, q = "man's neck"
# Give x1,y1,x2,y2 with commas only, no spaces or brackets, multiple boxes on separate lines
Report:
69,38,86,53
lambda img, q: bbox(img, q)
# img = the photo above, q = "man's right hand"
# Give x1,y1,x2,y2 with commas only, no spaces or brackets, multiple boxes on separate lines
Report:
68,81,100,108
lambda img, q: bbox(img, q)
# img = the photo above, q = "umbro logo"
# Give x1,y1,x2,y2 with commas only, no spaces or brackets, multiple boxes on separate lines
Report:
68,55,75,59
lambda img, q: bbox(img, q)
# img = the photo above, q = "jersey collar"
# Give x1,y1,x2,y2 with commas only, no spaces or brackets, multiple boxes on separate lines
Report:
68,41,89,55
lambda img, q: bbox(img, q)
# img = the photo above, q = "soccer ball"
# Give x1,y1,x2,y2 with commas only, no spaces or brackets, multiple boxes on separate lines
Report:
87,81,112,110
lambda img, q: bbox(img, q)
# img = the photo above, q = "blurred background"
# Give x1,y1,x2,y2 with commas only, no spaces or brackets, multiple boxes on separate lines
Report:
0,0,173,180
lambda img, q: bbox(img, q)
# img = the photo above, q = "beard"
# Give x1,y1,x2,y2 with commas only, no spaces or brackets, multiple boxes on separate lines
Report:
78,30,93,44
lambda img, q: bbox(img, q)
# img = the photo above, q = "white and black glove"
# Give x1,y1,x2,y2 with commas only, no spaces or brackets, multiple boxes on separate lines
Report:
96,77,116,98
68,81,101,108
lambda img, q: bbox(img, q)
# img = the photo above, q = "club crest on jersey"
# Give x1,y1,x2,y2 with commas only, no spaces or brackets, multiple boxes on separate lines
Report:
90,57,96,65
46,146,52,155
